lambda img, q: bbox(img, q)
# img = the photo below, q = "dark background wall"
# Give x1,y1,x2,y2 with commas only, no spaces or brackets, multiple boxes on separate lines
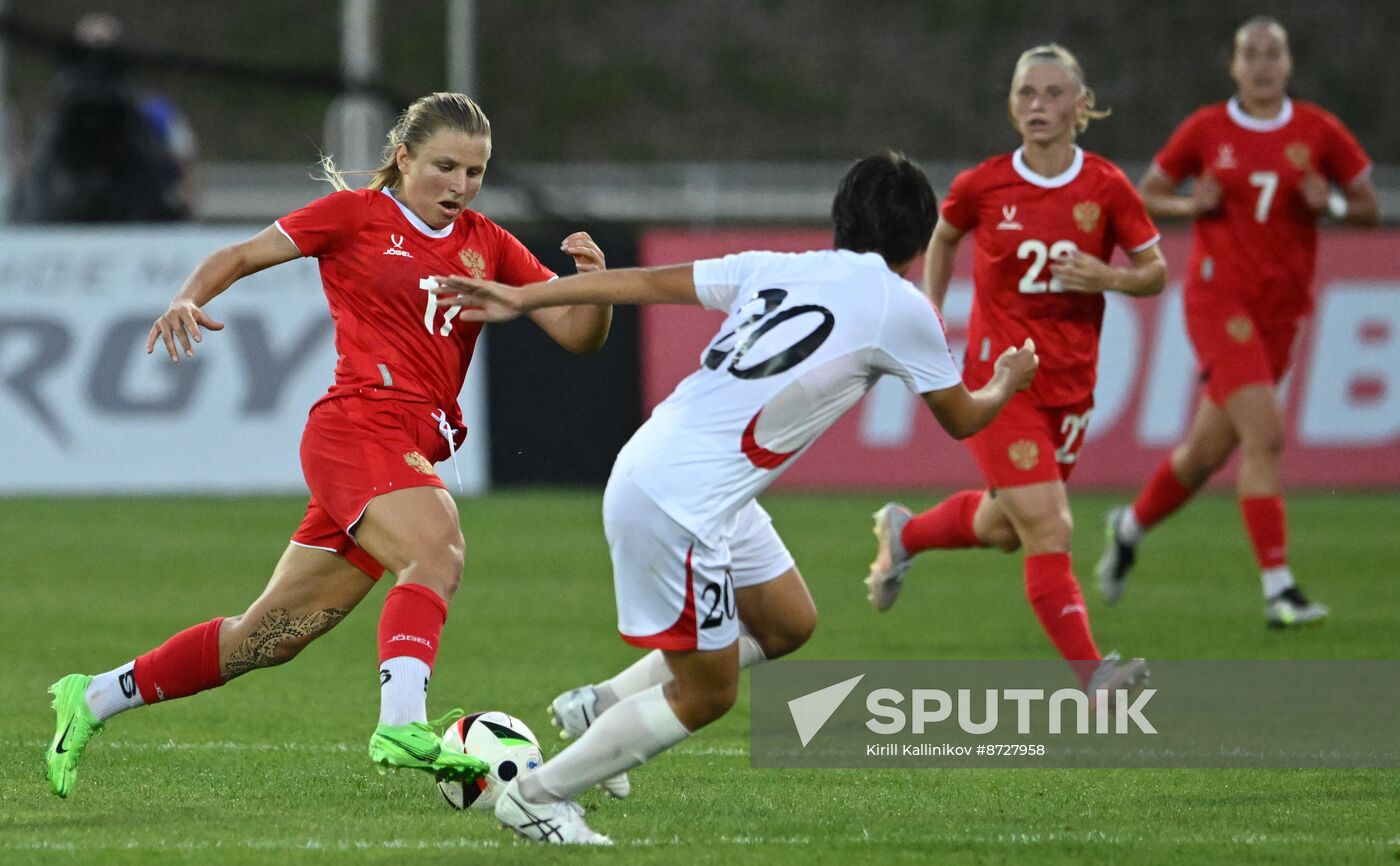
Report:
486,223,640,486
4,1,1397,164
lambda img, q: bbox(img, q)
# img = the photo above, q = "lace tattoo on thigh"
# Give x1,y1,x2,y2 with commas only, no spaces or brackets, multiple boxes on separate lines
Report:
224,608,348,677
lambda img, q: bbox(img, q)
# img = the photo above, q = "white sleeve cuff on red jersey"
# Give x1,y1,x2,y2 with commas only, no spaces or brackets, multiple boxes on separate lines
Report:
1127,234,1162,254
273,220,307,257
1344,163,1374,189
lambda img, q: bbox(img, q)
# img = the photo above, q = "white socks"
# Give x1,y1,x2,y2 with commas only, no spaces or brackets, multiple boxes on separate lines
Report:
377,656,430,726
593,651,671,714
594,627,769,715
524,684,689,802
1261,565,1296,598
738,629,768,669
86,662,144,722
1116,508,1145,545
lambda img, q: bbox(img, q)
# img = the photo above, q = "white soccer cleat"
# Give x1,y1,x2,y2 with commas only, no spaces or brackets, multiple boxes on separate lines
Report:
495,778,612,846
1086,651,1151,712
548,686,631,798
1265,587,1329,629
1095,506,1138,607
866,502,914,611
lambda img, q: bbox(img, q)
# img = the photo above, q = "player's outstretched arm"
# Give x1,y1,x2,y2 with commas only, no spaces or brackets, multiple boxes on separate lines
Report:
146,225,300,362
434,265,701,322
921,339,1038,439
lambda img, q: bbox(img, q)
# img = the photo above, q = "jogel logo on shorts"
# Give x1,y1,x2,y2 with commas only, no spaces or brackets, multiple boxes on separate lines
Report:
1008,439,1040,471
1226,316,1254,343
403,452,435,475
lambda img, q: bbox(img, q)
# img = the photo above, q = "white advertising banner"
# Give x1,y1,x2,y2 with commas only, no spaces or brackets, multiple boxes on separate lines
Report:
0,226,489,494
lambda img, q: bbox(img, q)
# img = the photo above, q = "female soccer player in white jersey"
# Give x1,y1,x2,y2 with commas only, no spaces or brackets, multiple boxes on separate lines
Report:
432,152,1039,844
864,45,1165,690
44,93,612,798
1096,18,1378,627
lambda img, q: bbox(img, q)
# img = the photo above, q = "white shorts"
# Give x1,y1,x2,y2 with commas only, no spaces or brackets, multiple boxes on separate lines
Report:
603,471,795,652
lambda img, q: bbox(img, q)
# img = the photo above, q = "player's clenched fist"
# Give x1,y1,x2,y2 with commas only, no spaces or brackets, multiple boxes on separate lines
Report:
994,338,1039,393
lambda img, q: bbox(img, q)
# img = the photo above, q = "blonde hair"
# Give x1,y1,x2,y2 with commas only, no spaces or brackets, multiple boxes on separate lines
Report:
1233,15,1289,56
318,92,491,191
1008,43,1109,136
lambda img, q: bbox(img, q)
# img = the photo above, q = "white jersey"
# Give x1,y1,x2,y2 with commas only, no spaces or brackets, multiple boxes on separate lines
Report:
614,249,962,543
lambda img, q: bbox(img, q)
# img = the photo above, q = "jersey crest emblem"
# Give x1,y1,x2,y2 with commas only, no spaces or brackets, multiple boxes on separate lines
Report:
1072,201,1101,233
1215,144,1237,169
1285,142,1312,170
403,451,435,475
1226,316,1254,344
459,248,486,279
996,205,1023,231
1008,439,1040,471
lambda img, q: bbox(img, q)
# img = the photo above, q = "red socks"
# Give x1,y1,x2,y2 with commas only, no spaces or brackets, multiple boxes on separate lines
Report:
1024,553,1100,687
377,583,448,667
901,490,984,554
1131,460,1196,530
1240,495,1288,569
132,618,226,704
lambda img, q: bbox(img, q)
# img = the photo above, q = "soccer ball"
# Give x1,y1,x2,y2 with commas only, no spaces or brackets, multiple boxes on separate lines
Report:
436,710,543,811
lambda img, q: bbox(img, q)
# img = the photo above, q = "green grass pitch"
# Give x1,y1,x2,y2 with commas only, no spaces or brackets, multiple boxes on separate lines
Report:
2,490,1396,864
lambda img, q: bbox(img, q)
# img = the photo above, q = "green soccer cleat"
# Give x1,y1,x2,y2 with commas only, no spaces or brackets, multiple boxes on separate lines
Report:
368,716,488,782
45,674,103,799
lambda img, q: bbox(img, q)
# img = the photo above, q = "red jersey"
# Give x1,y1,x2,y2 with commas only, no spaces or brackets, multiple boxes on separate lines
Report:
943,147,1160,407
276,188,555,428
1154,98,1371,324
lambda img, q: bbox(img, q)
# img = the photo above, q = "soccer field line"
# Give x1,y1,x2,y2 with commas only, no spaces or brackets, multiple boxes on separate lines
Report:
9,738,750,757
16,739,1400,762
5,831,1398,853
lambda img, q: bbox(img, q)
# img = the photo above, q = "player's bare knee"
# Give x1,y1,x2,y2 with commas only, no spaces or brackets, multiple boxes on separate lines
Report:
1240,429,1285,462
789,610,817,654
665,677,737,730
408,537,465,598
692,681,738,726
985,524,1022,553
1022,519,1072,553
435,546,465,598
762,611,816,659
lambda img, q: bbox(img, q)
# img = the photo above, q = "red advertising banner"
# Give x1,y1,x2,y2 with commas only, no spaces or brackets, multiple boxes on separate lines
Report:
639,228,1400,489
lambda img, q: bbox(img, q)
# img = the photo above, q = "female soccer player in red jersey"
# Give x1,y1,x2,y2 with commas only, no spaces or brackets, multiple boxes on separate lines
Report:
1095,18,1378,628
44,92,612,798
866,45,1166,689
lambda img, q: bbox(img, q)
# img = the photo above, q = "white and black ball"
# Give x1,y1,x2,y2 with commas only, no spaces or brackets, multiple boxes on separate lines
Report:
437,711,543,811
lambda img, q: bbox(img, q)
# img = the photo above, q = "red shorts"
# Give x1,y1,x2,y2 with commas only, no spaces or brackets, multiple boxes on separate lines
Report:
291,395,453,579
964,391,1094,488
1185,293,1299,405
